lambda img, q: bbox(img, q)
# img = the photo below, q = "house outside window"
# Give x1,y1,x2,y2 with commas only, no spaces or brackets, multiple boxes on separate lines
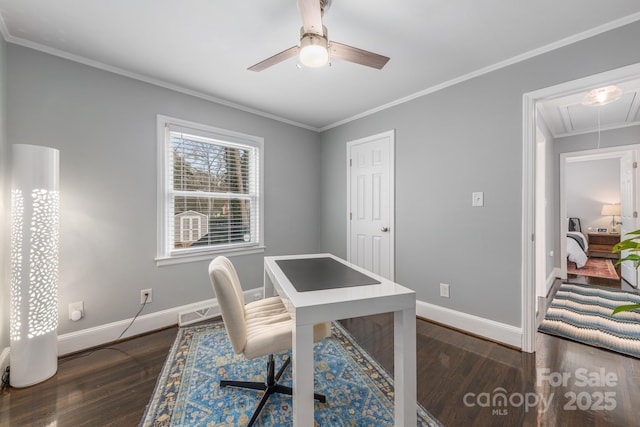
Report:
156,116,264,266
176,211,207,245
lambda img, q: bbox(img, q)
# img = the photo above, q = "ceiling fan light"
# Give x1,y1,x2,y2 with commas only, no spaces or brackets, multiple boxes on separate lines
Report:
582,85,623,106
299,34,329,68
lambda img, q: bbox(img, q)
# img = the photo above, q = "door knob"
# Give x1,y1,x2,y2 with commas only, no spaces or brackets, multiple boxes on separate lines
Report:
381,227,389,232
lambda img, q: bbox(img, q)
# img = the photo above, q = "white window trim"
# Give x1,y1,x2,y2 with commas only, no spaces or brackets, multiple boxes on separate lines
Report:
156,115,265,266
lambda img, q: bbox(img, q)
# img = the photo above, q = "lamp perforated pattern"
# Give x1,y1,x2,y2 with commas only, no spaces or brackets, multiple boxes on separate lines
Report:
27,189,59,338
9,189,23,342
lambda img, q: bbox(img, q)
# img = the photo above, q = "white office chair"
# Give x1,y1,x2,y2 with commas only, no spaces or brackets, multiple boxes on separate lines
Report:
208,256,330,426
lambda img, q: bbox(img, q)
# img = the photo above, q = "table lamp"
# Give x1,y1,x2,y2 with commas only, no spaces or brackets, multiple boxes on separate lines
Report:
601,204,620,234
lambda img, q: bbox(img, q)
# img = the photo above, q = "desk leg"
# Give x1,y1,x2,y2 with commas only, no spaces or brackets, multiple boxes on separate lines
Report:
394,306,417,427
292,322,314,427
263,269,276,298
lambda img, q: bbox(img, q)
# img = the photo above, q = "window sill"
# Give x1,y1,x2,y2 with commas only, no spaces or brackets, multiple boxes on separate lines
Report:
155,245,266,267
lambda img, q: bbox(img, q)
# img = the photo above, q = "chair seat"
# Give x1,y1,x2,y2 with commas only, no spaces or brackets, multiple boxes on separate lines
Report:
244,297,293,359
244,296,331,360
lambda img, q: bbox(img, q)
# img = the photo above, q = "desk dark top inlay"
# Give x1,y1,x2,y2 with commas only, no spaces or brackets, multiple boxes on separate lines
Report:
275,257,380,292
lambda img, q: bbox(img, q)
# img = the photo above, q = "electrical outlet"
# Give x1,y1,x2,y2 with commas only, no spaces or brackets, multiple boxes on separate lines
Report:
440,283,450,298
141,288,153,304
472,191,484,207
68,301,84,320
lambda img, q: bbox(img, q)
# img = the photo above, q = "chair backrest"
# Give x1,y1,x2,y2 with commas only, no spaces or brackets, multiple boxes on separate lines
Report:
208,256,247,354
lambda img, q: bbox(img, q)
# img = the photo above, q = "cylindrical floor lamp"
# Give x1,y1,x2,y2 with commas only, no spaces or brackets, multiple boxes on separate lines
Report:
10,144,60,387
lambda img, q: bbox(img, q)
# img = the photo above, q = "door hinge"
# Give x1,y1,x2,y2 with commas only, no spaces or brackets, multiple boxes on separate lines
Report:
531,234,535,242
349,158,352,167
350,212,352,220
634,211,638,218
634,161,638,169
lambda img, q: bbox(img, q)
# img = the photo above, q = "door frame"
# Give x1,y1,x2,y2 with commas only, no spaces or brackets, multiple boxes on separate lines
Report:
522,62,640,353
346,129,396,280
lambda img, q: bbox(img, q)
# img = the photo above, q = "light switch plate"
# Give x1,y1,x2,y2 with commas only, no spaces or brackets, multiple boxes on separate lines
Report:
472,191,484,207
440,283,450,298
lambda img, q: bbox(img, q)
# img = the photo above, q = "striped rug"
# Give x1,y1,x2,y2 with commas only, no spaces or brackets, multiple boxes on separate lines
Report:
539,283,640,358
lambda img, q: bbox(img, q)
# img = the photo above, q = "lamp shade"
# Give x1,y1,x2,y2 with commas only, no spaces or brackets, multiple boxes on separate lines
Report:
10,144,60,388
601,204,621,216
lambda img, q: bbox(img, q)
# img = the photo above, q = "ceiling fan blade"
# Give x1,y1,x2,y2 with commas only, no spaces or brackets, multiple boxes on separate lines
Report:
248,46,300,72
330,42,390,70
298,0,324,35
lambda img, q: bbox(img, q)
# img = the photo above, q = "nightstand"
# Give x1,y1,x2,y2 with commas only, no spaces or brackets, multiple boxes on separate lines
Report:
587,233,620,258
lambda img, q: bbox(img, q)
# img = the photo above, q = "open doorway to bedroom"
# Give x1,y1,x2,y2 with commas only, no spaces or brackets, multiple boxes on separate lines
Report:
560,148,640,291
522,63,640,353
535,84,640,305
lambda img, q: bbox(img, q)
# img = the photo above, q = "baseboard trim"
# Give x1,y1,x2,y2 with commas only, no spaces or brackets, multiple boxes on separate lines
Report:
57,303,193,356
416,300,523,349
3,289,521,360
56,287,262,356
547,268,561,294
0,290,260,364
58,287,262,356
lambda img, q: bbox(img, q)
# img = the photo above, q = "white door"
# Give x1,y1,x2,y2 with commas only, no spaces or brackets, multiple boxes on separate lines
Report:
620,151,637,287
347,130,395,280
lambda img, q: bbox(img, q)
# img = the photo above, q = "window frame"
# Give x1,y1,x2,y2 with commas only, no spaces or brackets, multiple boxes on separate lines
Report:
156,115,265,266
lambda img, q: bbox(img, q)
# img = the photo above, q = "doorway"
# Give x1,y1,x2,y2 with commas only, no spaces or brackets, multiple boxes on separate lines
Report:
560,148,639,287
522,63,640,353
346,130,395,280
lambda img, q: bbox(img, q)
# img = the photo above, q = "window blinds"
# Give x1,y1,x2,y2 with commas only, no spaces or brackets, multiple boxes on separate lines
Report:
166,125,259,252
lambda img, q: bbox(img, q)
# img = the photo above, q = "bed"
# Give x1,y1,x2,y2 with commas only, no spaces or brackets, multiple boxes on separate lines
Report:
567,218,588,268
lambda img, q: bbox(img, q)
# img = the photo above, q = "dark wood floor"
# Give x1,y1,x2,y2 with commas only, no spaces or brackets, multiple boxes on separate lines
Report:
0,328,178,426
2,303,640,426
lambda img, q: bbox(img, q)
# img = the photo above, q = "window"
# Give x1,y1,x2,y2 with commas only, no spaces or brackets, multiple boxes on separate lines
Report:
157,116,264,265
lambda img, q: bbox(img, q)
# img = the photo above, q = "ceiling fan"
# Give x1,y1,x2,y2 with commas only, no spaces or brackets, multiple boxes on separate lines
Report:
248,0,390,71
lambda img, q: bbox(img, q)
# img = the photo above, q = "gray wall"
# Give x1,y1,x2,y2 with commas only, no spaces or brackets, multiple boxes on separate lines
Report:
5,45,321,335
0,36,7,350
319,21,640,327
3,20,640,346
555,125,640,154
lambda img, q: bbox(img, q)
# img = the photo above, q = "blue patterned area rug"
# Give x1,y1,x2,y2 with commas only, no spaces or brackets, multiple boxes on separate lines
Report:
539,282,640,358
140,320,441,426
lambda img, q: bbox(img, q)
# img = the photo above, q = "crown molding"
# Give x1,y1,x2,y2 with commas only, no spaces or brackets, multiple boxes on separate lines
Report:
1,10,640,133
319,12,640,131
0,28,320,132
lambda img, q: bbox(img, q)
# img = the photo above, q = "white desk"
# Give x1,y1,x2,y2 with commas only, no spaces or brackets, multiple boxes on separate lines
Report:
264,253,417,427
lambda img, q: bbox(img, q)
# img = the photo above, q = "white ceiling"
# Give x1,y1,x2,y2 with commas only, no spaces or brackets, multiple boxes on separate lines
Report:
1,1,640,130
538,79,640,138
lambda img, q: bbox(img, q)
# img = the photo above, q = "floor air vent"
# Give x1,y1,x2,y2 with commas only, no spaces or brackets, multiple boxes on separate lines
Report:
178,305,219,326
177,289,262,327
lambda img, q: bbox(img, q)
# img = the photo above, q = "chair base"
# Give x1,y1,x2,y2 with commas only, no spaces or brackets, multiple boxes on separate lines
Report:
220,355,326,426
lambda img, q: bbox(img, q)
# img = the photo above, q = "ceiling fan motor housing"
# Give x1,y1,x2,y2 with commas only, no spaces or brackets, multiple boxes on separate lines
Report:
248,1,388,71
299,26,329,68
